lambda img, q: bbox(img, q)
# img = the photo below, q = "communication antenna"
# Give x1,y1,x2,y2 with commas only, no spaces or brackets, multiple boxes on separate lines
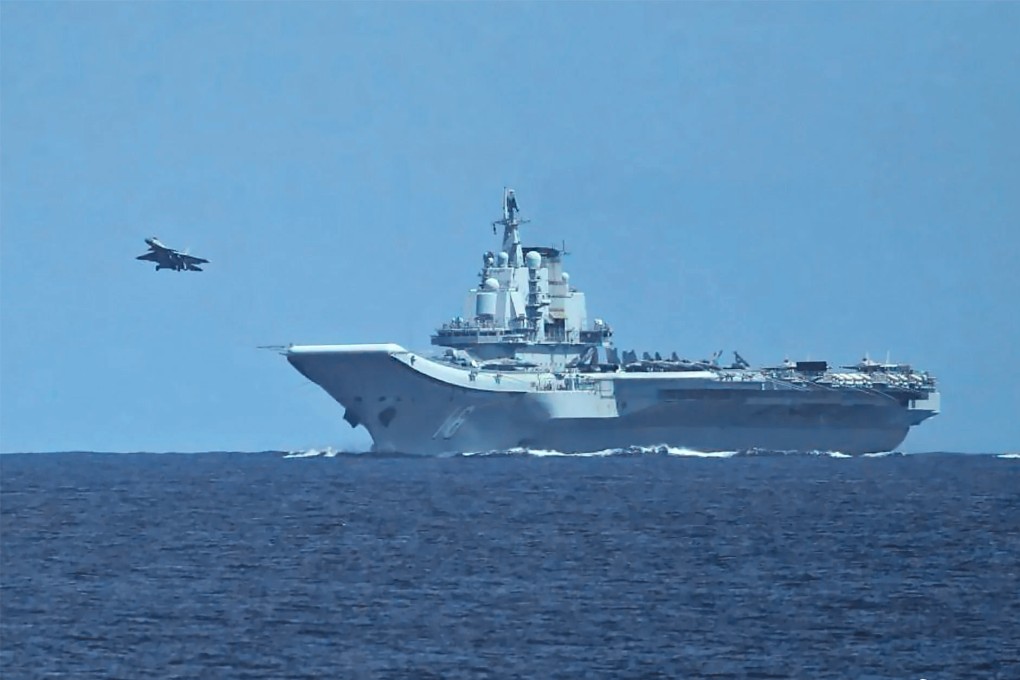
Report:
491,187,528,266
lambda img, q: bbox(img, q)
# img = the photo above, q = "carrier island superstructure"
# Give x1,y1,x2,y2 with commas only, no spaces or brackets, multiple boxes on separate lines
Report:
286,190,939,455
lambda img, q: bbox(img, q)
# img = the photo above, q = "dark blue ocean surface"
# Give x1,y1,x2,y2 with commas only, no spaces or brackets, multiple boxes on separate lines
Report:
2,451,1018,679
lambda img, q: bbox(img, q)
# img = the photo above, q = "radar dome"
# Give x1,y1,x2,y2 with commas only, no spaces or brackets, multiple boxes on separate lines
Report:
497,251,509,266
562,272,570,284
525,251,542,270
483,277,500,291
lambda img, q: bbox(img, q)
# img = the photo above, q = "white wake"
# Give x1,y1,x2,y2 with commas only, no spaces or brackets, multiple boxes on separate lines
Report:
283,447,341,459
462,445,739,458
285,445,862,459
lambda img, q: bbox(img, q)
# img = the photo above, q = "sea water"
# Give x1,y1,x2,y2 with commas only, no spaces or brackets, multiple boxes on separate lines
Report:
2,450,1017,678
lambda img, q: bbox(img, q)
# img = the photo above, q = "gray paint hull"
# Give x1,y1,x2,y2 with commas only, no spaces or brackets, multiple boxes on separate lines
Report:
288,344,936,456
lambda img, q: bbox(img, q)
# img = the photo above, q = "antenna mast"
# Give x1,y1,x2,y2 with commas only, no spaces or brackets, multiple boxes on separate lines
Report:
491,187,528,266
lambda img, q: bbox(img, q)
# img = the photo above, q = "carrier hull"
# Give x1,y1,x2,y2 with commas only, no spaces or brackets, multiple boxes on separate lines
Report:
288,345,936,456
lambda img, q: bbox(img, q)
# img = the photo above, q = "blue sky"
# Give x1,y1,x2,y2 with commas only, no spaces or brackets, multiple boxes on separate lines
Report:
2,2,1017,454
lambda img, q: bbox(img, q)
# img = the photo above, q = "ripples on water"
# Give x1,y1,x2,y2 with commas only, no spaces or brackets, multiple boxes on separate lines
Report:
2,451,1018,678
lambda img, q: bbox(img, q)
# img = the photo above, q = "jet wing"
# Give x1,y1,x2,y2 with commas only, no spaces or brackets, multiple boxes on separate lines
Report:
179,253,209,265
136,251,161,262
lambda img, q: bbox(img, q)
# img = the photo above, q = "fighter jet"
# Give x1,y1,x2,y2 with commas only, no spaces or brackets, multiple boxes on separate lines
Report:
135,237,209,272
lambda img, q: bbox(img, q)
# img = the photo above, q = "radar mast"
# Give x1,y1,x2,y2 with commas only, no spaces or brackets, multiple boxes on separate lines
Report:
492,188,528,267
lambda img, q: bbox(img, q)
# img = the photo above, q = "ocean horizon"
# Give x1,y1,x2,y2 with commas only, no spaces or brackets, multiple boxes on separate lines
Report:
1,448,1015,457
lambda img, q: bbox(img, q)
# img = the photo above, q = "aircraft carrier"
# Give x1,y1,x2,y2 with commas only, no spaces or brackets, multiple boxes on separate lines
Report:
285,190,939,455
